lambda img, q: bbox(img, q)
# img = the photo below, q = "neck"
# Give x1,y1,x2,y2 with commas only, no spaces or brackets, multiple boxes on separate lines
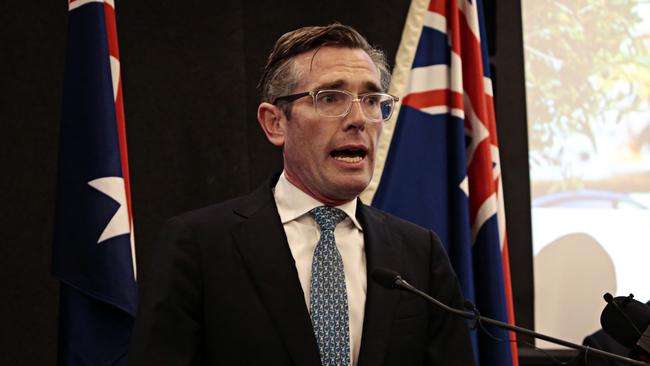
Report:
284,172,354,206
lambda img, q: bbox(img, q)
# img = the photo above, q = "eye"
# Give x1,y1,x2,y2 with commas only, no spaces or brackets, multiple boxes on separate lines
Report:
318,91,344,104
363,94,381,107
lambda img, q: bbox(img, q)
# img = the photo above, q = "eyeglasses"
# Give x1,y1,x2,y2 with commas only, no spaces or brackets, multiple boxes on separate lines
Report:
272,89,399,123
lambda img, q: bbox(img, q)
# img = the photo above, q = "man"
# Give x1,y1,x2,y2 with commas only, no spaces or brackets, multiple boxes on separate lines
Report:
130,24,475,365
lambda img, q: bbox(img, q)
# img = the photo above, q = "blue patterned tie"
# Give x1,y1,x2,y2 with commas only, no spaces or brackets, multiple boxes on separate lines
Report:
309,206,350,366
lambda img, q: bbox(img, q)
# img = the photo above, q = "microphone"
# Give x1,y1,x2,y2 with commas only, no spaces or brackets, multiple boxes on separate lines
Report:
371,267,402,289
370,267,474,318
601,293,650,361
370,267,649,365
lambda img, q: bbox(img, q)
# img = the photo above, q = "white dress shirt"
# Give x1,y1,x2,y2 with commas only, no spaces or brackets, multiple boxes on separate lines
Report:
273,172,367,366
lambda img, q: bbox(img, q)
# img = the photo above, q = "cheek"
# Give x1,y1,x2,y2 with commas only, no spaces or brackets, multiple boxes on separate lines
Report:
284,124,324,164
296,125,329,153
375,126,383,140
368,125,382,148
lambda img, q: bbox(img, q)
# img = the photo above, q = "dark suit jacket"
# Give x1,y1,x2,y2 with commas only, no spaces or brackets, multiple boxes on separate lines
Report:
130,177,475,365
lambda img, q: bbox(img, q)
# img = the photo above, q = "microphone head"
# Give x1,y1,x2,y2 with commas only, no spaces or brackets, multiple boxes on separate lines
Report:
603,292,614,304
371,267,401,289
600,295,650,348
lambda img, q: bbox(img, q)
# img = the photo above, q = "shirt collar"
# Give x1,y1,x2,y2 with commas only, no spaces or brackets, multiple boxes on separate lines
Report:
273,171,363,231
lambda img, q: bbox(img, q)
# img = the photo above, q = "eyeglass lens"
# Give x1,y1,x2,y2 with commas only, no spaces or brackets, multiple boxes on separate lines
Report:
314,90,394,121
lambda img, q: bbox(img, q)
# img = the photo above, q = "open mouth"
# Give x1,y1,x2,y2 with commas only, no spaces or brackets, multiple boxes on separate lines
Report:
330,148,367,163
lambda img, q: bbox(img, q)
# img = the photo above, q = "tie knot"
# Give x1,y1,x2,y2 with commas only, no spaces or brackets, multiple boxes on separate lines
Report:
309,206,347,231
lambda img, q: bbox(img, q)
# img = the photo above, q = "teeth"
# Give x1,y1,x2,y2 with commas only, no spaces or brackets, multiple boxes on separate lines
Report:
334,156,363,163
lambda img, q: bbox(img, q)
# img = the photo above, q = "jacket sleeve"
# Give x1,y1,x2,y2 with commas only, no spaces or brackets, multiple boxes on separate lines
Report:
129,217,203,365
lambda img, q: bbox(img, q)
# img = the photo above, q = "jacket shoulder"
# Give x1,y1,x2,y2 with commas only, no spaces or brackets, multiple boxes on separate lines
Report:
172,195,249,227
360,204,437,240
166,176,277,233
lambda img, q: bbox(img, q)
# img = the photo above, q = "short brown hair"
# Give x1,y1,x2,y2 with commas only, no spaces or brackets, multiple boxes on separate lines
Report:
258,24,390,111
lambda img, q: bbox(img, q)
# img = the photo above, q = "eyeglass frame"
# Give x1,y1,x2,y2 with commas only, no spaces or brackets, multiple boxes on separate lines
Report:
272,89,400,122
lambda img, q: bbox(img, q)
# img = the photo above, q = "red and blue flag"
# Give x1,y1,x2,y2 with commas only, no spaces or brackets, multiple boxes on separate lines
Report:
366,0,518,364
53,0,136,364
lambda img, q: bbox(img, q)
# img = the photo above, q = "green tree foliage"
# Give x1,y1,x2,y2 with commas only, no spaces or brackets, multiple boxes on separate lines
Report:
523,0,649,183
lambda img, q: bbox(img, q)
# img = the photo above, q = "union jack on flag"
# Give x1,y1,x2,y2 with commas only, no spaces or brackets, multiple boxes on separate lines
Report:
53,0,136,364
363,0,518,364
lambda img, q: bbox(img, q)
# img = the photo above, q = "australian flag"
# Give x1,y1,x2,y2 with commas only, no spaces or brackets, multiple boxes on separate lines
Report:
53,0,137,364
365,0,518,364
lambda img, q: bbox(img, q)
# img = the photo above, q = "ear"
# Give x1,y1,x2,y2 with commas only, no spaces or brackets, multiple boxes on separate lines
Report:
257,102,286,147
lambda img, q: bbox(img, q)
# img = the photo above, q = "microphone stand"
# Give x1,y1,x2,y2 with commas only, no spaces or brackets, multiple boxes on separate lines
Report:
392,276,649,366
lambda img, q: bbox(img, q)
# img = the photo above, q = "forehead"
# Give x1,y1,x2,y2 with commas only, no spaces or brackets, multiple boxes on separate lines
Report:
292,46,381,92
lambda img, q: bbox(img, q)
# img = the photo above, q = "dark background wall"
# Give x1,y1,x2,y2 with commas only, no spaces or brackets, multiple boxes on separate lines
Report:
1,0,535,364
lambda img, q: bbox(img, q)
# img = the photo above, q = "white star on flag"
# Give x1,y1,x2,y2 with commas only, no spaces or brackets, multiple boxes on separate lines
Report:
88,177,130,244
459,175,469,197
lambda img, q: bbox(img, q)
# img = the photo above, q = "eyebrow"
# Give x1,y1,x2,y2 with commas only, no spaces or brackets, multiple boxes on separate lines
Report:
314,79,383,93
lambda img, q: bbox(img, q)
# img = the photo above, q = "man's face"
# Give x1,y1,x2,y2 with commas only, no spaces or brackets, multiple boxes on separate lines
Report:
280,46,383,204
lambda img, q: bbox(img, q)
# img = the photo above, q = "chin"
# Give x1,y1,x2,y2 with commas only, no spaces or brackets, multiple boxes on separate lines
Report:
331,180,370,200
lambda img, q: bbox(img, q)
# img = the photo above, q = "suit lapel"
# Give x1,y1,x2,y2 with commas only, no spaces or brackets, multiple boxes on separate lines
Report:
357,203,401,366
231,179,321,366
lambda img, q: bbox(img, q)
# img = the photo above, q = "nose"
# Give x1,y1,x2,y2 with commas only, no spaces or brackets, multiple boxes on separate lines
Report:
343,98,367,131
